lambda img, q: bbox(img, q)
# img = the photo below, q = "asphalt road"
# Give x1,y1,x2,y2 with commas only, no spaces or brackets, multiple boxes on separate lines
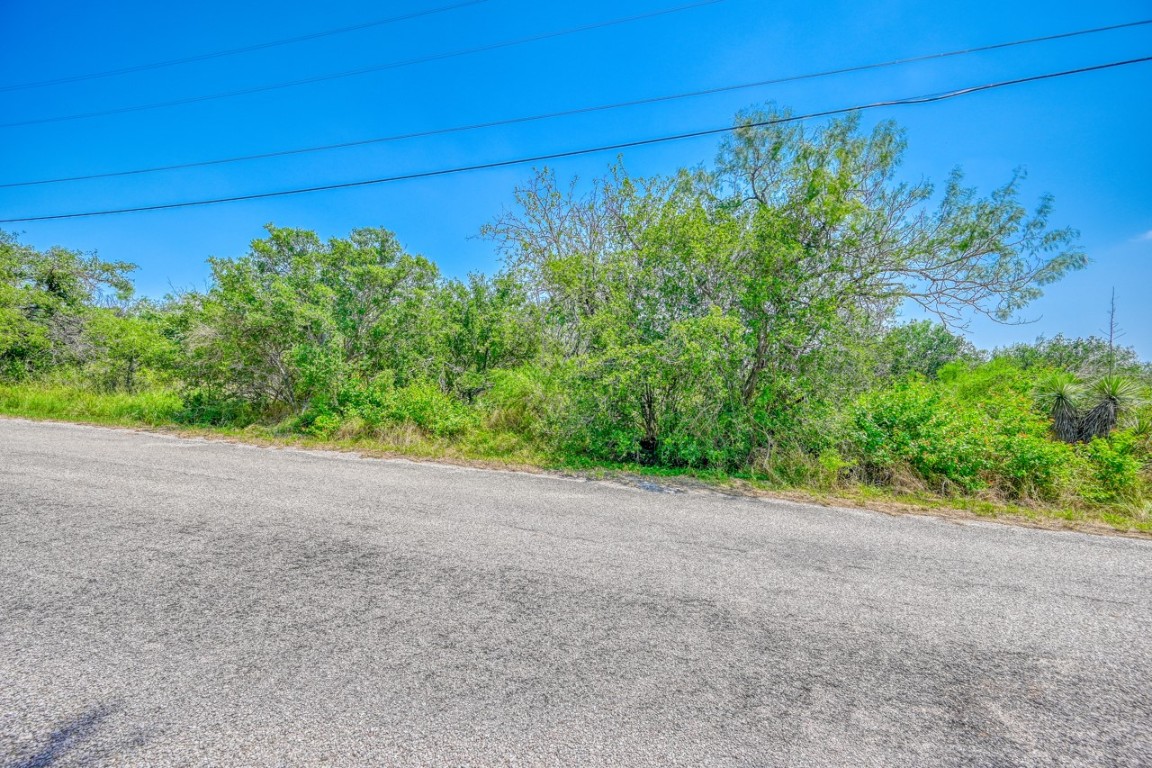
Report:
1,418,1150,767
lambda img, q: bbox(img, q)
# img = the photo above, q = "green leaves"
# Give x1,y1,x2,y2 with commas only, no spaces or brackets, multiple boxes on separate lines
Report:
1034,371,1084,443
479,105,1090,471
187,225,442,414
850,369,1077,499
1082,375,1146,441
0,230,139,380
879,320,981,379
6,104,1139,510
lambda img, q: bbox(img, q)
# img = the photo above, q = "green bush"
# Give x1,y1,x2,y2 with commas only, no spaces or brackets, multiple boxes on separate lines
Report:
342,379,477,438
175,388,258,427
849,369,1075,500
850,377,988,492
390,381,477,437
302,411,344,439
480,364,561,439
938,358,1034,402
851,378,947,474
982,391,1075,500
1076,431,1147,504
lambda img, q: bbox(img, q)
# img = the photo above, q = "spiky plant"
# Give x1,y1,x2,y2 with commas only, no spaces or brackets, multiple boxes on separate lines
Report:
1034,372,1083,443
1080,375,1145,441
1130,412,1152,448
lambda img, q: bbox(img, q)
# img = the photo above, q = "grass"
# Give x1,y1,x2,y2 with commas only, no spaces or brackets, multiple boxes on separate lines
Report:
0,383,183,426
2,382,1149,537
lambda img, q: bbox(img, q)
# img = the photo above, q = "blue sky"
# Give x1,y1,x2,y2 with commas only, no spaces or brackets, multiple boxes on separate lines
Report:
2,0,1149,355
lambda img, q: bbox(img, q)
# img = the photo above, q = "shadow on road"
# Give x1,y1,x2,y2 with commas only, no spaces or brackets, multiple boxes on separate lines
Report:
5,704,121,768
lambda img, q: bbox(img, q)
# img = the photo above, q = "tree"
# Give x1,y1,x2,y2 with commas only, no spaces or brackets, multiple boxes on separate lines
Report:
435,273,539,401
184,225,439,416
996,334,1144,378
713,108,1084,328
484,107,1084,466
0,230,135,379
82,302,175,392
878,320,981,379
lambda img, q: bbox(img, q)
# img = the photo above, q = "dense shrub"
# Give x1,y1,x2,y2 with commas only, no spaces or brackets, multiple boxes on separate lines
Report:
175,389,258,427
849,366,1077,500
332,379,478,438
1075,431,1148,504
6,106,1151,517
480,364,562,439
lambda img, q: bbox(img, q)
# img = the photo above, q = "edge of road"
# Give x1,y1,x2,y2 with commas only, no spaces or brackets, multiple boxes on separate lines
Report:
4,413,1150,543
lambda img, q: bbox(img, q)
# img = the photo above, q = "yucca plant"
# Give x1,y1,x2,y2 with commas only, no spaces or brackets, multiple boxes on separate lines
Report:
1130,412,1152,448
1034,372,1083,443
1081,375,1145,441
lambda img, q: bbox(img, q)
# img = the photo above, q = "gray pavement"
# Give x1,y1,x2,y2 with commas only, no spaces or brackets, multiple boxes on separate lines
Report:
1,417,1150,767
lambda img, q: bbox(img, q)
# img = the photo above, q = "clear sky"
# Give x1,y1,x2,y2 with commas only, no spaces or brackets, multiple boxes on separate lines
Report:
2,0,1149,355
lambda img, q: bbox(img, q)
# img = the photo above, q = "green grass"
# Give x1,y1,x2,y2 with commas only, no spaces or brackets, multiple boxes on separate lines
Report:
0,383,554,467
0,383,182,426
2,382,1148,536
797,482,1152,535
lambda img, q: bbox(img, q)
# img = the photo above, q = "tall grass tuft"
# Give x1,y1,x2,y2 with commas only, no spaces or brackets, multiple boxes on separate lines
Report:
0,384,182,426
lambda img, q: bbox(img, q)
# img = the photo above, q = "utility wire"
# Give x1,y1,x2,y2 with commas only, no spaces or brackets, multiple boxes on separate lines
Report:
0,0,491,93
4,17,1148,188
2,56,1148,224
0,0,727,128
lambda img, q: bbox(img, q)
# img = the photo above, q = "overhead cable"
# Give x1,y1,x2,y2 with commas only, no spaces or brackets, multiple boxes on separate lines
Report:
3,18,1148,187
0,0,728,128
0,0,491,93
2,56,1148,223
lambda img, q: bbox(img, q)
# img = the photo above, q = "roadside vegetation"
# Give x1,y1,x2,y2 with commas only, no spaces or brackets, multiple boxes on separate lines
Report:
3,107,1149,531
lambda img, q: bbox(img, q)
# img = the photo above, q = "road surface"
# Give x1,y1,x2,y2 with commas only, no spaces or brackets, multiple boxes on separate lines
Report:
2,417,1150,766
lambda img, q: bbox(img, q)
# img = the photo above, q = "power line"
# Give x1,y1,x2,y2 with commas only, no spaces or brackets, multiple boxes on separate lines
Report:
3,18,1149,189
0,0,727,129
2,56,1148,224
0,0,491,93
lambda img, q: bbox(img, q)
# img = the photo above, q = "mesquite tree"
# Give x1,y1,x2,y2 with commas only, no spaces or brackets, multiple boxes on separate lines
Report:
485,107,1085,466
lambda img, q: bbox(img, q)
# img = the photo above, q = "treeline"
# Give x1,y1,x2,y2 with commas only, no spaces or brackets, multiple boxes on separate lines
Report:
2,108,1149,509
